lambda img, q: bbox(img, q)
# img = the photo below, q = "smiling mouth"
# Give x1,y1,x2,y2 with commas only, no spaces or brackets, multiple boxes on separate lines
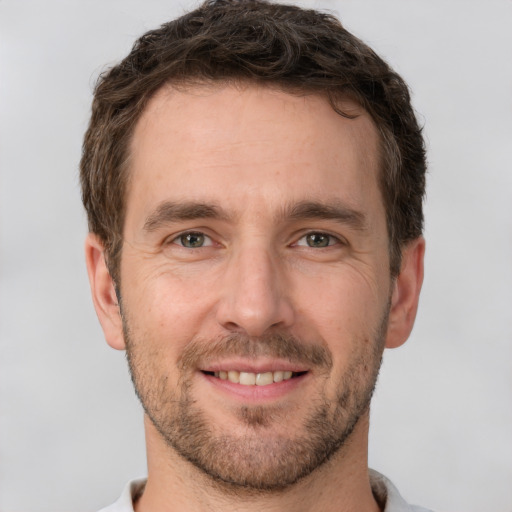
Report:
202,370,307,386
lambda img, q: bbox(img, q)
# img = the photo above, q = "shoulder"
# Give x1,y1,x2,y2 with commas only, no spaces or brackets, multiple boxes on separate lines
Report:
96,479,147,512
370,469,434,512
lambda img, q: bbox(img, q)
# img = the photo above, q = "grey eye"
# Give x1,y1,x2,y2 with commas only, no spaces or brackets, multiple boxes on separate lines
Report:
306,233,331,247
178,232,207,248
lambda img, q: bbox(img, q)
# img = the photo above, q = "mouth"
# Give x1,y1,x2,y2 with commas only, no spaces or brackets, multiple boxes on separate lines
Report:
202,370,307,386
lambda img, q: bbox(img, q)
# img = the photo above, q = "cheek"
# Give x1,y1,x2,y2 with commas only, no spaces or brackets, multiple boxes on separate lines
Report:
292,267,387,361
295,265,383,323
120,259,220,348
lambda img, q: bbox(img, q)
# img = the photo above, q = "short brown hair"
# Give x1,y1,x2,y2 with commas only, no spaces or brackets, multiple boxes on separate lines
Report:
80,0,426,283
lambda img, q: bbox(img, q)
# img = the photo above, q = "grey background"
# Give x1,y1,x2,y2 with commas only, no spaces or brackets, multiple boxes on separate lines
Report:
1,1,511,511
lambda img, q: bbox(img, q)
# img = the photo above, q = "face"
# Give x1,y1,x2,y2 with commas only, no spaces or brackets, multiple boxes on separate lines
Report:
117,84,393,490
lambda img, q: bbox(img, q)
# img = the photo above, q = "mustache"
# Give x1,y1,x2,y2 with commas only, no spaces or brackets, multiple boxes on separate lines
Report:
178,332,333,371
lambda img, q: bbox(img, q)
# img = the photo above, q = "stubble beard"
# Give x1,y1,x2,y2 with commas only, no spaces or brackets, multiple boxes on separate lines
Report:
123,312,388,494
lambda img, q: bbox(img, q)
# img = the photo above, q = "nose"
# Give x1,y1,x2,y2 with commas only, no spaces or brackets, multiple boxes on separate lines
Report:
216,244,295,337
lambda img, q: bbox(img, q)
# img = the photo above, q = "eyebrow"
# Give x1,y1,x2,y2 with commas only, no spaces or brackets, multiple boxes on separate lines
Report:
285,200,368,232
143,201,229,232
143,199,368,233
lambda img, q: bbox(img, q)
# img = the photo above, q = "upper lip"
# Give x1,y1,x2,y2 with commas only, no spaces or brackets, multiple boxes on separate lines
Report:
199,358,310,374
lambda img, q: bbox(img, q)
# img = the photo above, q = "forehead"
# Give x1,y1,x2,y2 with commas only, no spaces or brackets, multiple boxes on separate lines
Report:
126,83,383,228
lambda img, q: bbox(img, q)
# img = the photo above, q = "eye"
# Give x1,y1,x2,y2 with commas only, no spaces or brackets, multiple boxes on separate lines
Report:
296,232,340,248
172,231,213,248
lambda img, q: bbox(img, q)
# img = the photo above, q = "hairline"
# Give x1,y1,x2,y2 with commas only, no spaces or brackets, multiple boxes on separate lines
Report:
107,78,400,285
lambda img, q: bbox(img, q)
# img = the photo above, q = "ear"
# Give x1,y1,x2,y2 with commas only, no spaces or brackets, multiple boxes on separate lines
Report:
84,233,126,350
385,237,425,349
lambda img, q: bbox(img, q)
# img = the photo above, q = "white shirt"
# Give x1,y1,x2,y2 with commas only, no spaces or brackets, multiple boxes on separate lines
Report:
97,470,433,512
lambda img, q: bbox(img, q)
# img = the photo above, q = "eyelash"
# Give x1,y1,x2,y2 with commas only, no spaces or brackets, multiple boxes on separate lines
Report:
169,231,214,248
168,230,343,249
294,232,342,248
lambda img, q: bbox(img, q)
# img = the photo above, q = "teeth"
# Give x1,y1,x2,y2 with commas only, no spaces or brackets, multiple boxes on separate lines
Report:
227,370,240,383
273,371,284,383
255,372,273,386
240,372,256,385
213,370,297,386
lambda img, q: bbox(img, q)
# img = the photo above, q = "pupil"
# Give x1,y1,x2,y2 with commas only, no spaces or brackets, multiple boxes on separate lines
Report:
307,233,329,247
183,233,204,247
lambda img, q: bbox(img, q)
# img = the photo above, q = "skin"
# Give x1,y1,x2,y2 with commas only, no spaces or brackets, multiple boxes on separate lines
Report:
86,83,424,512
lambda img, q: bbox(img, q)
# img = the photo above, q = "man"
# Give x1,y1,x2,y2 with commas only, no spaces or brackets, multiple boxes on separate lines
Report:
81,1,429,510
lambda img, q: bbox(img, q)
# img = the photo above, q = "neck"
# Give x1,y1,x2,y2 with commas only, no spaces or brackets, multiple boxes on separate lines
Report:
135,414,381,512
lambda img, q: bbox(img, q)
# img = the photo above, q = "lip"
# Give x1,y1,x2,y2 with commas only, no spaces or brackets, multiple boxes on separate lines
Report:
199,357,310,374
199,358,310,402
